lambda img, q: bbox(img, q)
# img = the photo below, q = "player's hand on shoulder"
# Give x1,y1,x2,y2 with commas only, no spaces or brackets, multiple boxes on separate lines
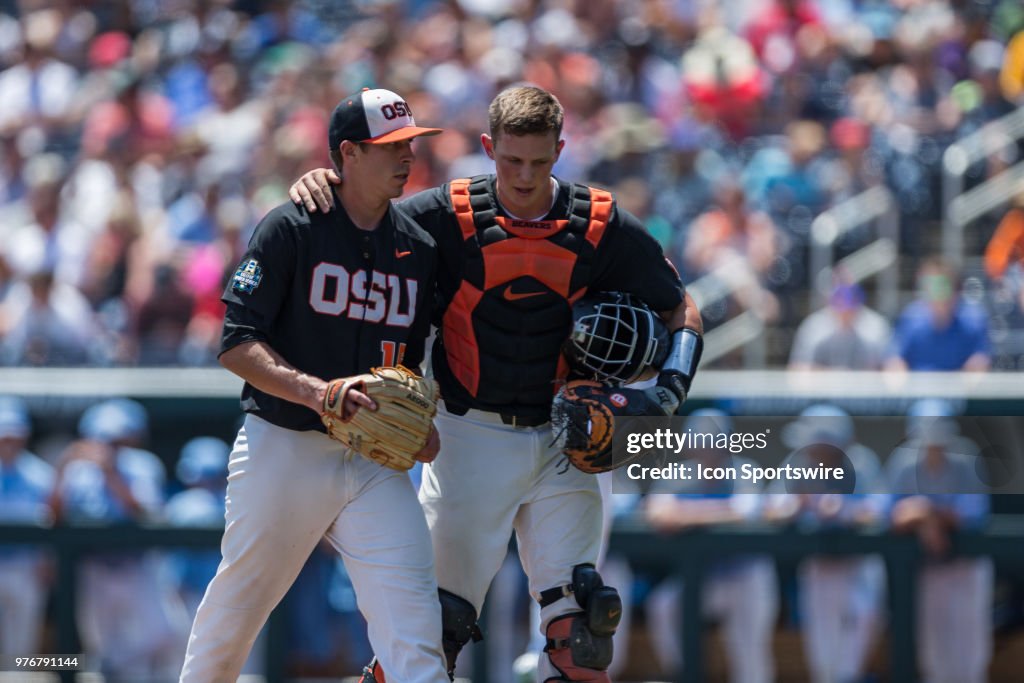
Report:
288,168,341,213
413,424,440,463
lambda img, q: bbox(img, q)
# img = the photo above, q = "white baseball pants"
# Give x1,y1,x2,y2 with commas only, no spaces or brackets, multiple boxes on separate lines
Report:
0,555,48,654
646,559,778,683
420,408,604,681
180,415,448,683
799,557,885,683
917,558,993,683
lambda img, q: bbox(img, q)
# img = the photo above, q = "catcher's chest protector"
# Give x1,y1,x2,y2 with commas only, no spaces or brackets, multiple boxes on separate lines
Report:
442,176,612,409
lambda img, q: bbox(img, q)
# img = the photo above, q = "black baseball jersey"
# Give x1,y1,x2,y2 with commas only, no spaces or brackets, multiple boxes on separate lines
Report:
220,196,437,432
397,174,684,415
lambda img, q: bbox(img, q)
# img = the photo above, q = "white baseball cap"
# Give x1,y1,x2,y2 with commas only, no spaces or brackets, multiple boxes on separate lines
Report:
328,88,442,149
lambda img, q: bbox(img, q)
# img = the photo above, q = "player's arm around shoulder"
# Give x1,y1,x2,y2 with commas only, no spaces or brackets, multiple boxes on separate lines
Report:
289,167,340,213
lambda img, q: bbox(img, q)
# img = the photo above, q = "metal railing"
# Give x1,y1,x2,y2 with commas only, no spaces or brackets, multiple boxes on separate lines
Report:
687,259,767,367
809,185,899,316
609,515,1024,683
0,524,278,683
945,161,1024,267
6,519,1023,683
4,367,1023,402
942,107,1024,266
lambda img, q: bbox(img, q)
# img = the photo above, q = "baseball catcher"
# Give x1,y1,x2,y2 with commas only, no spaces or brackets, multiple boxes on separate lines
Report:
321,365,440,471
553,291,703,473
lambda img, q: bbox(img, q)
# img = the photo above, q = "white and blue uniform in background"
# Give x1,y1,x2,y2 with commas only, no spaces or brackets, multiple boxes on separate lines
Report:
771,405,888,683
55,399,188,679
166,435,268,677
0,396,54,655
886,400,991,683
645,410,778,683
166,437,231,617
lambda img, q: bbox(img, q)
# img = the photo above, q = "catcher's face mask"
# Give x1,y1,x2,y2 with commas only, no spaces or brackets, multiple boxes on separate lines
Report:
563,292,669,385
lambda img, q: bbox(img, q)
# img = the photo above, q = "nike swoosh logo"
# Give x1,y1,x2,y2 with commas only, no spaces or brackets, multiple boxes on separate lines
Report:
608,609,621,619
395,249,412,259
503,285,545,301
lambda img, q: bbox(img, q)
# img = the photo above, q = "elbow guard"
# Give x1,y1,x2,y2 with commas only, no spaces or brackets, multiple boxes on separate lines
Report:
657,328,703,402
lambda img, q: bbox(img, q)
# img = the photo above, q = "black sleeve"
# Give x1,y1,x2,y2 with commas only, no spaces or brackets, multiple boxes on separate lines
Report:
219,302,271,356
590,205,686,312
219,205,299,352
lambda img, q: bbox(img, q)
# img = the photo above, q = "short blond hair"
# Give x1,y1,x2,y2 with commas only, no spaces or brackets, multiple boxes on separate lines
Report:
488,86,564,141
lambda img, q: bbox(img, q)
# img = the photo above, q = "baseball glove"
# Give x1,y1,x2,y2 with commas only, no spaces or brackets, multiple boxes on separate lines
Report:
321,366,439,471
551,380,679,474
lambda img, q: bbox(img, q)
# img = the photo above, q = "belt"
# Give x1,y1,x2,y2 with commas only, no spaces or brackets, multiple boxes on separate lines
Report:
442,401,549,428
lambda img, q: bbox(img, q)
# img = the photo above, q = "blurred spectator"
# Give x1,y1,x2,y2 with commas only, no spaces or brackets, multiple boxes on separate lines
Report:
50,399,188,681
2,153,93,288
0,396,54,655
1001,28,1024,103
746,0,824,71
788,280,892,370
286,543,350,676
0,9,80,137
886,399,993,683
960,39,1016,132
887,258,992,371
648,122,716,254
0,132,30,207
645,409,778,683
823,117,884,202
133,259,200,365
166,435,267,677
763,120,832,227
682,26,766,141
325,556,373,674
684,178,783,323
190,62,269,180
0,266,98,366
165,436,230,616
79,192,143,309
984,189,1024,290
769,405,888,683
612,175,673,250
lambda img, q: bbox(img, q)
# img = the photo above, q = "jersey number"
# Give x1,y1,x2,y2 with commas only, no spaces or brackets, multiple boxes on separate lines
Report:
309,263,417,328
381,341,407,366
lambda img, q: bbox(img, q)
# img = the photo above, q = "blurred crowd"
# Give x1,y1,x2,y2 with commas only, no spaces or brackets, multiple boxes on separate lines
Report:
1,0,1023,368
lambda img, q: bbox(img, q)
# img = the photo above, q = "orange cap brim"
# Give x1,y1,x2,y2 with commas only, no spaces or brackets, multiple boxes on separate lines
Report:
366,127,443,144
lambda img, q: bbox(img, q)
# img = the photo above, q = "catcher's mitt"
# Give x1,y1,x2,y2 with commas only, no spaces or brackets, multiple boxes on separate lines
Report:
321,366,439,471
551,380,679,474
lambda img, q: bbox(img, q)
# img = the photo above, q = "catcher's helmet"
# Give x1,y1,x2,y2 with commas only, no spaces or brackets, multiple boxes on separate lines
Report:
563,292,669,385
